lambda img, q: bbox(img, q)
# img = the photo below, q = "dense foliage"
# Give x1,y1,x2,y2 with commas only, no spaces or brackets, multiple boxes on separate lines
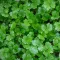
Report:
0,0,60,60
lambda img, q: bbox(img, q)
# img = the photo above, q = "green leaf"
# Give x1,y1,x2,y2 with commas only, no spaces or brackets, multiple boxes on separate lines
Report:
43,42,53,56
29,46,38,55
51,11,59,20
22,35,32,44
31,0,40,8
22,53,33,60
38,44,44,52
23,19,30,27
43,0,55,11
0,48,15,60
10,22,16,30
46,23,53,31
32,39,40,46
10,8,19,19
53,36,60,50
37,34,45,40
54,22,60,31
